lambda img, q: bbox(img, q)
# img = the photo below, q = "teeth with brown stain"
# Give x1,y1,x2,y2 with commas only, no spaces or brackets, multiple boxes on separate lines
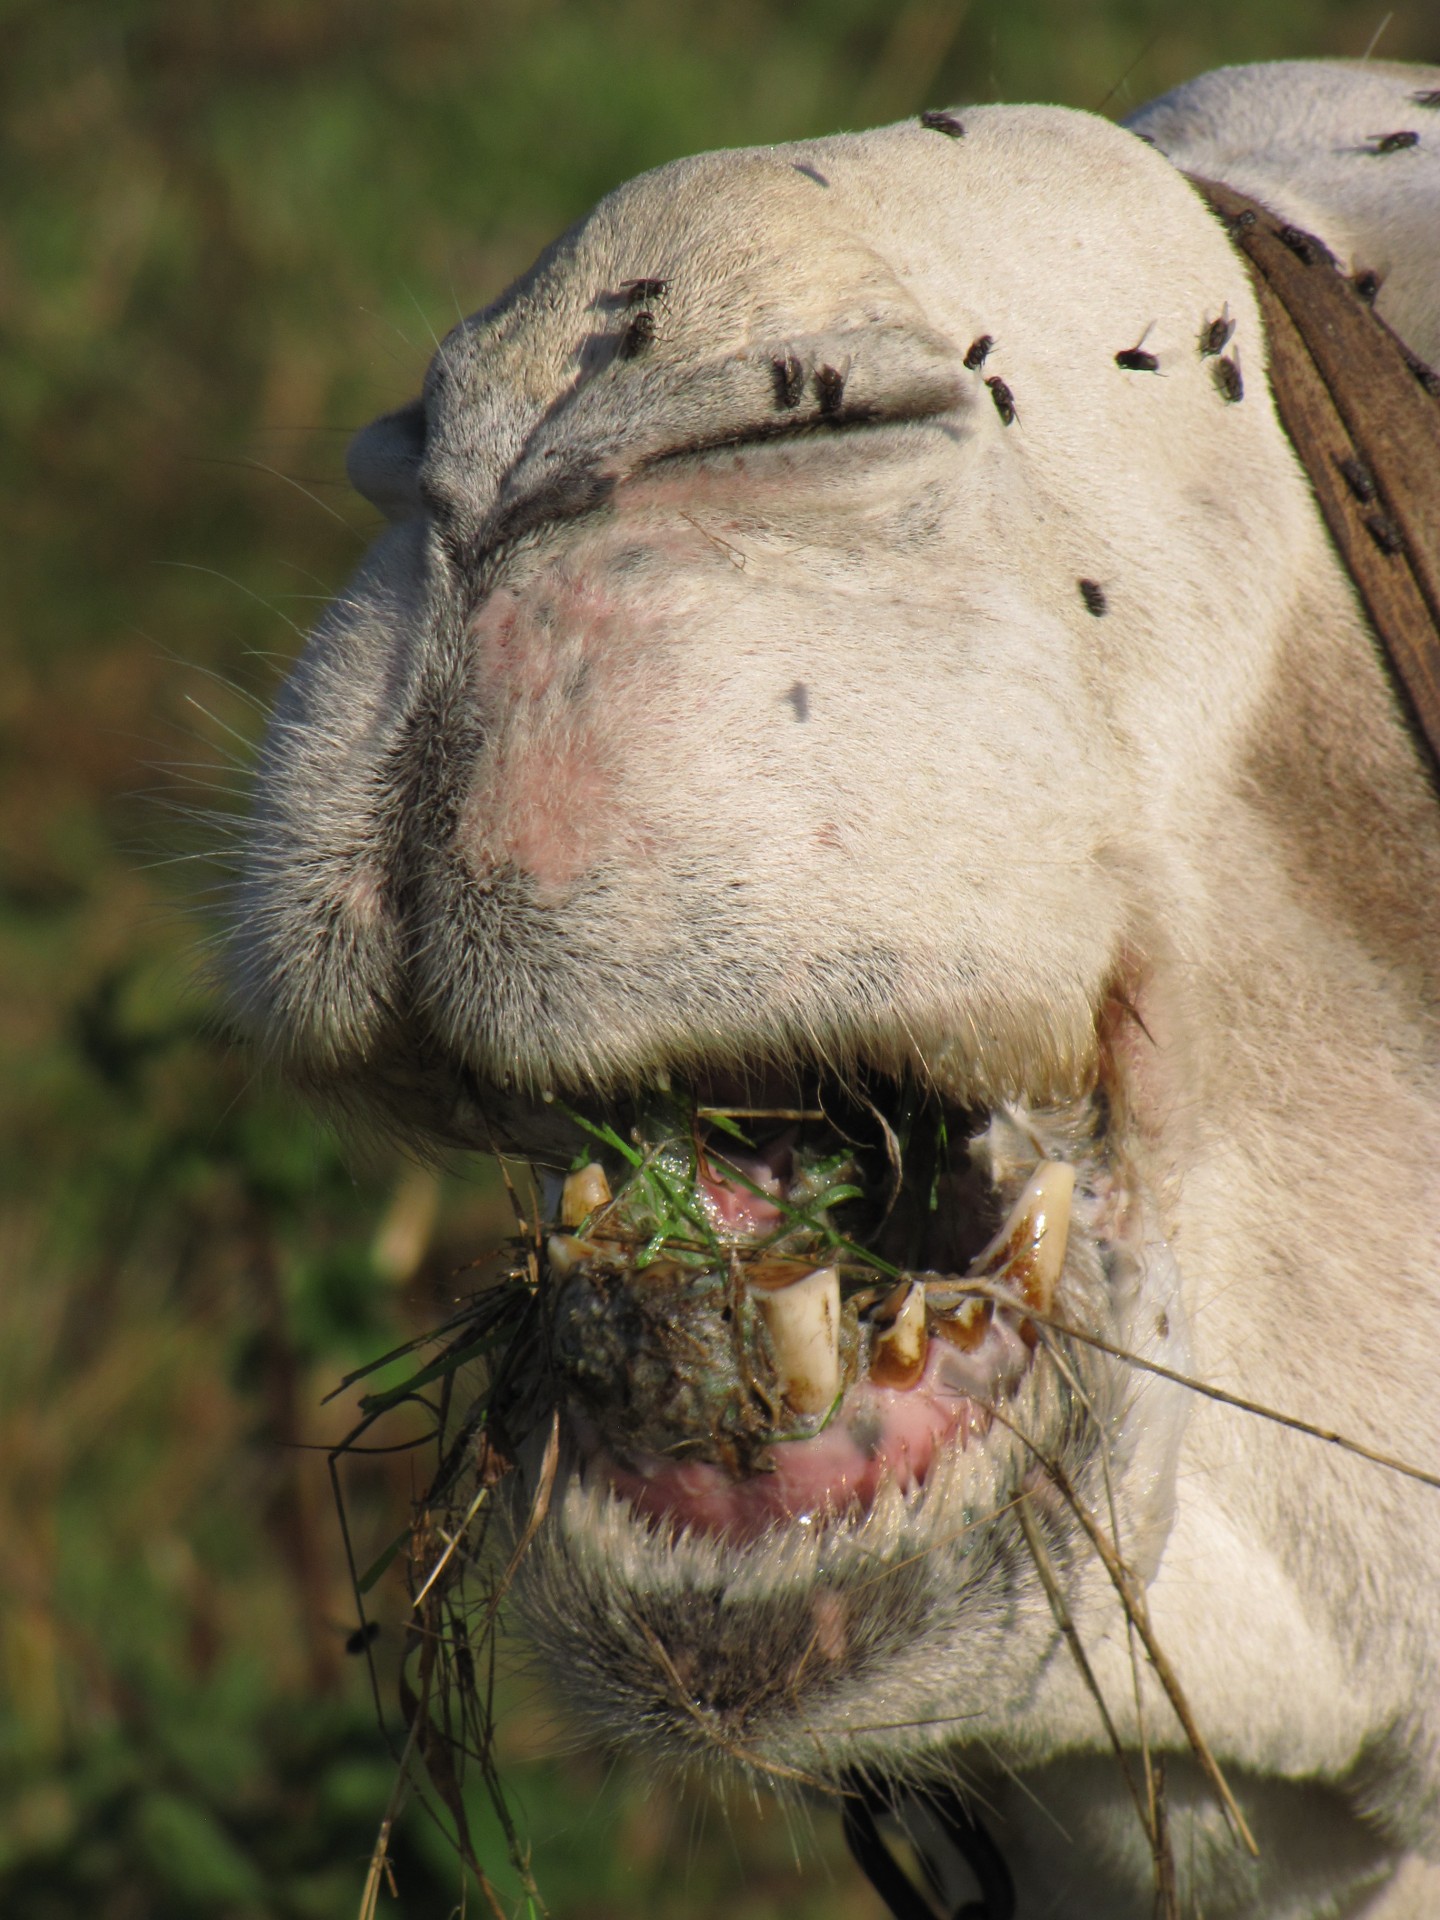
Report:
931,1293,994,1352
547,1232,593,1277
561,1161,612,1227
868,1279,928,1388
967,1159,1076,1315
755,1265,841,1415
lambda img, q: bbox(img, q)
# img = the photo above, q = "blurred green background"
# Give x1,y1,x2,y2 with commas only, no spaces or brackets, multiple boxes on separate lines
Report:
4,2,1437,1914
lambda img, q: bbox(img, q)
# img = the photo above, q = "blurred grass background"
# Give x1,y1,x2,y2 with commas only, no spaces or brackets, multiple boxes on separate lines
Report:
4,2,1437,1914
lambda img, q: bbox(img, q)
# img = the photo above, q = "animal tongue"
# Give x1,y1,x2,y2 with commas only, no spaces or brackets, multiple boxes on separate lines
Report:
695,1131,793,1234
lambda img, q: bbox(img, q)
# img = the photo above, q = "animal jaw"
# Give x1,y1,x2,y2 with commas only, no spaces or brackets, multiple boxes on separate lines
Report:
509,1087,1190,1773
230,59,1440,1920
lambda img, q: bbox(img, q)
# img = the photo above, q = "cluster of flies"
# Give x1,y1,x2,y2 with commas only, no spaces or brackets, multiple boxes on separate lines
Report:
605,90,1437,651
1352,77,1440,151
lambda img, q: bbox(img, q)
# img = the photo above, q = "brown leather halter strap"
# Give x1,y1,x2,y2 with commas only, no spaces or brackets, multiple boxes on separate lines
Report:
1187,175,1440,789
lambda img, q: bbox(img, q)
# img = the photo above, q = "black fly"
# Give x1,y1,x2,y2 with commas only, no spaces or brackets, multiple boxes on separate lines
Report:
815,364,847,415
773,353,805,410
920,109,966,138
1337,456,1377,505
618,309,656,358
1116,323,1159,373
1278,225,1337,267
986,375,1017,424
1078,579,1107,616
1198,310,1235,357
1212,356,1243,403
963,334,995,370
1366,512,1405,555
1367,130,1420,154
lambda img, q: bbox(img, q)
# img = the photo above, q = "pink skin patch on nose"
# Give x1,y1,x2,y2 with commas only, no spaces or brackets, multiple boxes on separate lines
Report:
462,496,746,898
470,590,560,703
464,566,643,899
466,731,619,902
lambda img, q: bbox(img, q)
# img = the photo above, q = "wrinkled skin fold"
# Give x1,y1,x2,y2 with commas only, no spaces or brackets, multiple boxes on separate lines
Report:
229,59,1440,1920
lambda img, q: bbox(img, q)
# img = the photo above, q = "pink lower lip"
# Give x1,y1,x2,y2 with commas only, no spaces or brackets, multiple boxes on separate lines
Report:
586,1345,996,1544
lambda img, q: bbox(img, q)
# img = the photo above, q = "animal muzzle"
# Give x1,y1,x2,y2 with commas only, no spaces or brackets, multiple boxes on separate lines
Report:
488,1077,1087,1543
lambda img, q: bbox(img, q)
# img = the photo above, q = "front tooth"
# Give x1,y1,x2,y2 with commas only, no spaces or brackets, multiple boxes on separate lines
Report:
932,1293,994,1352
869,1280,927,1388
968,1160,1076,1315
561,1162,612,1228
756,1266,840,1416
547,1232,594,1276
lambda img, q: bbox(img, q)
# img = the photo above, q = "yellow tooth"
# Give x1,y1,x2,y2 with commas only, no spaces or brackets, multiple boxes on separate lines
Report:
547,1232,594,1277
968,1160,1075,1316
869,1280,927,1389
756,1266,841,1416
932,1293,994,1352
561,1162,612,1228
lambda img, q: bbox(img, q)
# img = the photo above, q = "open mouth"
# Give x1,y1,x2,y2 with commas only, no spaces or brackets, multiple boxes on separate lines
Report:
490,1069,1107,1544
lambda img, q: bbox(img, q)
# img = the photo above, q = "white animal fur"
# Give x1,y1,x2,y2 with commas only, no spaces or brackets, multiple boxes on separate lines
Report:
232,60,1440,1918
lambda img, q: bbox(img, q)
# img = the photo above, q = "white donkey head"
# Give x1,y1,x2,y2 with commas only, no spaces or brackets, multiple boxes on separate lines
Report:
231,61,1440,1919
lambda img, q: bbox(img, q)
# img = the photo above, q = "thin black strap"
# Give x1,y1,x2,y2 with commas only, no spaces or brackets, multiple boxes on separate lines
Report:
842,1774,1016,1920
843,1793,945,1920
